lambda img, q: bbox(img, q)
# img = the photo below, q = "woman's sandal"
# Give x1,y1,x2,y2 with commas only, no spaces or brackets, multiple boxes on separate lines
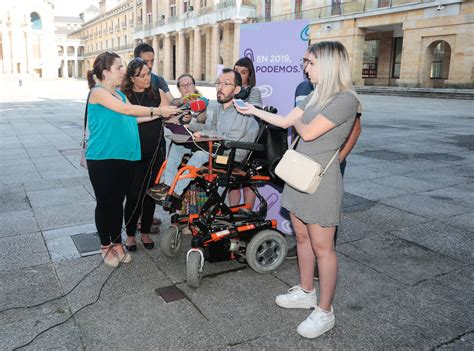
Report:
101,245,120,268
111,244,132,263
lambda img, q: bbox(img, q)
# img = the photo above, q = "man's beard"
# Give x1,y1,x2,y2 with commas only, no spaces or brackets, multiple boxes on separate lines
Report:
217,93,234,104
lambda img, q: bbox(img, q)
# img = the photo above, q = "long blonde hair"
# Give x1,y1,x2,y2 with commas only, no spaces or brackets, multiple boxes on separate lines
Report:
307,41,360,111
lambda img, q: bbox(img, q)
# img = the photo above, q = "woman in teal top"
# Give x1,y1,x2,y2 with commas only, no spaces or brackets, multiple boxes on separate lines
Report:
85,52,179,268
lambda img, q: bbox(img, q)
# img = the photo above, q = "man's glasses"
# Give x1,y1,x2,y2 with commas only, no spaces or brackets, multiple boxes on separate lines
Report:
178,83,195,88
214,81,235,88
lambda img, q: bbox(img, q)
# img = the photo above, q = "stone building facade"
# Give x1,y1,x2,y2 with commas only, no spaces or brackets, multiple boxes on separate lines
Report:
2,0,472,88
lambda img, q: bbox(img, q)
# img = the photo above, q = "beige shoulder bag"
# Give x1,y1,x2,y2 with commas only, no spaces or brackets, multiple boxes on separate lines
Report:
274,136,339,194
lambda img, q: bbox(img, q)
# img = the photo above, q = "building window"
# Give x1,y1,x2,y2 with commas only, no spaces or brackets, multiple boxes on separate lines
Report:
362,40,379,78
331,0,341,16
265,0,271,20
431,42,446,79
184,0,192,12
295,0,302,19
124,35,127,45
170,0,177,17
30,12,42,30
200,0,207,7
392,37,403,79
111,38,114,49
378,0,391,7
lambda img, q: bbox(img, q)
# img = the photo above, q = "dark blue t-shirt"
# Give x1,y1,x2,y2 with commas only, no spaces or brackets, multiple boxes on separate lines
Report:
151,73,170,93
294,80,314,107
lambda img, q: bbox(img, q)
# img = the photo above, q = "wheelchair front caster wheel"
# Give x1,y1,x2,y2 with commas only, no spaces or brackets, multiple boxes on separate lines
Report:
246,229,288,274
160,225,182,257
186,250,203,288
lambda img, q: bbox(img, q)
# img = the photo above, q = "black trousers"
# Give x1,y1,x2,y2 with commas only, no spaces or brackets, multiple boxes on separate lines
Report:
124,149,165,236
87,159,135,246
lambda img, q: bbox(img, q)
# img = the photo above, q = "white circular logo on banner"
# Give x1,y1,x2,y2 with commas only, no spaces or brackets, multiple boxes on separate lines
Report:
258,85,273,98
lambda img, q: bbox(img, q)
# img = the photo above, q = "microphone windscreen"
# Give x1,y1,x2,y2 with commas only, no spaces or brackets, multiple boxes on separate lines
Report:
190,99,206,113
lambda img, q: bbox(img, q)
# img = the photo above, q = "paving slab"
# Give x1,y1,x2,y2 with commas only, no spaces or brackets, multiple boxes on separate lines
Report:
345,202,428,232
372,174,447,193
26,185,94,209
0,209,39,238
380,193,471,219
0,299,76,351
439,211,474,232
179,268,298,346
0,263,61,310
345,179,410,201
0,232,50,273
391,221,473,263
337,234,464,286
33,201,96,231
0,191,31,213
75,289,227,350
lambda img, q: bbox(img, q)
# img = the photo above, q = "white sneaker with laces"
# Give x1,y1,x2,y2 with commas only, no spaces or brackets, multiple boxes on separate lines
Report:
275,285,317,309
297,305,335,339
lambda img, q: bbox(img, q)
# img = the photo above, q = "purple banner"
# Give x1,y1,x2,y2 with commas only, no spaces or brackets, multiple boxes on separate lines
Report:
240,20,309,235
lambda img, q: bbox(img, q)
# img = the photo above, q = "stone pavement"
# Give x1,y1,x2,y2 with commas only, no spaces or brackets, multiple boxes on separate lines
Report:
0,78,473,350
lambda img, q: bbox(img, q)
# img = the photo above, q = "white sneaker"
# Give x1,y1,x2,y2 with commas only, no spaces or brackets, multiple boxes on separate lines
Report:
297,306,335,339
275,285,317,309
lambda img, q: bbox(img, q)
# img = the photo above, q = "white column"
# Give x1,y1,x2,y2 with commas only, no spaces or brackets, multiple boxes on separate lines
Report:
233,20,242,65
189,30,194,75
74,46,79,78
177,30,185,77
163,33,172,80
152,35,159,74
205,27,211,81
2,29,12,74
193,27,202,81
63,47,68,78
211,24,220,81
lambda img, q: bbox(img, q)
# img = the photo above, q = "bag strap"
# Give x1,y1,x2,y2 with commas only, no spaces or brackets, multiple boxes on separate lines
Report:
321,150,339,176
83,90,92,139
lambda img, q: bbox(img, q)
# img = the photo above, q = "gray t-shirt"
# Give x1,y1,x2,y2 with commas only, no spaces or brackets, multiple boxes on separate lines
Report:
196,104,259,162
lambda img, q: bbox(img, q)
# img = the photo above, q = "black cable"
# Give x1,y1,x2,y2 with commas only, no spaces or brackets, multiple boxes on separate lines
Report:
13,260,119,350
0,262,101,314
9,112,166,349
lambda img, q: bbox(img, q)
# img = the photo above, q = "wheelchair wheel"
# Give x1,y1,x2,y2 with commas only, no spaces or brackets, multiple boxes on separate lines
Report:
186,250,203,288
160,225,182,257
246,229,288,274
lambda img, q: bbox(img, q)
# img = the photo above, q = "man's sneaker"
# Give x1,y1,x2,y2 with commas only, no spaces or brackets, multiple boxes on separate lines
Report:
286,246,297,259
297,306,335,339
275,285,317,309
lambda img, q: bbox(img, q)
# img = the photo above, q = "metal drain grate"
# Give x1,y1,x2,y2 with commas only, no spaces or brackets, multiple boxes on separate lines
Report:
71,232,101,256
155,286,186,303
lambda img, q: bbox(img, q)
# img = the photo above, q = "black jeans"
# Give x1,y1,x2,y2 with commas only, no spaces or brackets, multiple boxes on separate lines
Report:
87,159,135,246
124,149,165,236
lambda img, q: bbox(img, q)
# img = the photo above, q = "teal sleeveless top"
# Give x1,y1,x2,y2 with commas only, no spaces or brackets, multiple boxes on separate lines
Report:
85,89,141,161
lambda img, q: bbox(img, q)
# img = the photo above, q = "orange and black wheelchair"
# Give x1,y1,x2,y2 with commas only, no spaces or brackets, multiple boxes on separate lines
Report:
147,108,289,288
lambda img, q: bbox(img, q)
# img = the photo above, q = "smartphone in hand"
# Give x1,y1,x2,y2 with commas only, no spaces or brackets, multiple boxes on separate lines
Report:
234,99,249,109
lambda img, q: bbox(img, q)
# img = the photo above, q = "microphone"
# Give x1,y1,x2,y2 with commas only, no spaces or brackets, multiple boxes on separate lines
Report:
190,99,207,114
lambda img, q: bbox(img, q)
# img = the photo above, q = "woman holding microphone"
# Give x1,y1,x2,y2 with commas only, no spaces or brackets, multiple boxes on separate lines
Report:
85,52,179,267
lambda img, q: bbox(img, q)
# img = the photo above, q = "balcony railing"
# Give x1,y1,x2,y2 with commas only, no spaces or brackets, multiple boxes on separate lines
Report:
85,44,134,57
258,0,436,22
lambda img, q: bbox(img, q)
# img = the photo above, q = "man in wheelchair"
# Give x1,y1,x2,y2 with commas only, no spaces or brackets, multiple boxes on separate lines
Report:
150,68,260,201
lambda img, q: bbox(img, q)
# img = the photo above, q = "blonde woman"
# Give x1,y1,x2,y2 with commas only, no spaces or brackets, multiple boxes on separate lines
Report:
234,41,360,338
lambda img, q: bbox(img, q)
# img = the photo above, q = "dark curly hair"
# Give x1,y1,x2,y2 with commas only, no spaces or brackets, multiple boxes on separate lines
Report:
121,57,157,101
